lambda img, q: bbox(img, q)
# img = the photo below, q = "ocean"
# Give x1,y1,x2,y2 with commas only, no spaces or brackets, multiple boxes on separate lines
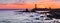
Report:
0,10,41,23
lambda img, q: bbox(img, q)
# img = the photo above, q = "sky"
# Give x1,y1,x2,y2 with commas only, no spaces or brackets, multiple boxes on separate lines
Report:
0,0,60,9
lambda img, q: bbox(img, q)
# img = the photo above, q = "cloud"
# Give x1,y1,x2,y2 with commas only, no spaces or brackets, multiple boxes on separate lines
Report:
0,0,60,4
0,0,17,4
0,0,41,4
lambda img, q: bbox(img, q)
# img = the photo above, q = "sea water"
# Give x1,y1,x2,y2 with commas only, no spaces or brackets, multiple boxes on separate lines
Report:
0,10,41,23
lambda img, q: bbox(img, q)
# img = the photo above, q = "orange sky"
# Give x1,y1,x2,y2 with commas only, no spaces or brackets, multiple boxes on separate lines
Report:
0,4,34,9
0,0,60,9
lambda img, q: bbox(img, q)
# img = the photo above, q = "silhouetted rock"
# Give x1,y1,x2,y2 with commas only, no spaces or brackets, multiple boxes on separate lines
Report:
31,8,49,12
16,8,30,12
25,8,29,12
48,9,60,19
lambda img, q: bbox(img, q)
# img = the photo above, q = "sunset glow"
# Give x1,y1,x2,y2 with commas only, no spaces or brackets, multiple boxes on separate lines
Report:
0,0,60,9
